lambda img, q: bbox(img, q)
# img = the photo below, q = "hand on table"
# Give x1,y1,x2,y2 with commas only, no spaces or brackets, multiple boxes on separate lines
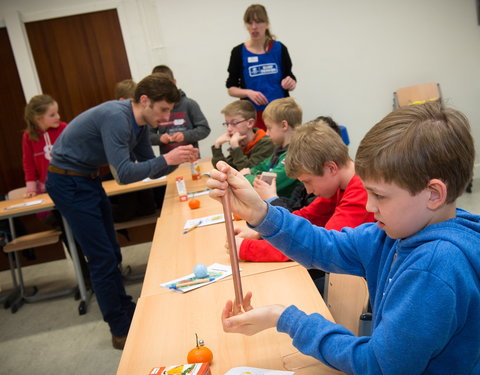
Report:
222,292,286,336
207,161,267,226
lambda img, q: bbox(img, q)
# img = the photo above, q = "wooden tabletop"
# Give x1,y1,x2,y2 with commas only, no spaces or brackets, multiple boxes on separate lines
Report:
118,266,341,375
140,161,299,298
0,176,167,220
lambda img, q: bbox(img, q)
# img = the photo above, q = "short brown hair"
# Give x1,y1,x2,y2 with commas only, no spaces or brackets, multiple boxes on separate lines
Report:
221,100,256,120
151,65,175,81
286,120,350,177
114,79,136,100
263,97,302,128
355,102,474,203
133,74,180,104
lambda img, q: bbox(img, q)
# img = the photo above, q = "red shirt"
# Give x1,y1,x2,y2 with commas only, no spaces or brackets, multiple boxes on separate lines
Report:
239,174,375,262
22,122,67,191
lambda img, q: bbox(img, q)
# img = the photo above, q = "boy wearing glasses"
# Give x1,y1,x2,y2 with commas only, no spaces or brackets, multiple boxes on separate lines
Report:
211,100,274,170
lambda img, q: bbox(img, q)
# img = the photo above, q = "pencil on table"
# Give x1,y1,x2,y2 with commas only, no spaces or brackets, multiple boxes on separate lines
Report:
171,277,214,289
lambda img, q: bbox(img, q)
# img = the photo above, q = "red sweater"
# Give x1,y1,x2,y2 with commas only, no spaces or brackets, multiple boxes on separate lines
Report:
22,122,67,192
239,174,375,262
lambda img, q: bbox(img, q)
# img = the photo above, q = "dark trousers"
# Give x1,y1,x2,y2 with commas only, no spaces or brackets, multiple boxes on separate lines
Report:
46,172,135,336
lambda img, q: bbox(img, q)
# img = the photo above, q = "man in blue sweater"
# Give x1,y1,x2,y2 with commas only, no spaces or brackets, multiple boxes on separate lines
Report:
207,102,480,374
46,74,198,349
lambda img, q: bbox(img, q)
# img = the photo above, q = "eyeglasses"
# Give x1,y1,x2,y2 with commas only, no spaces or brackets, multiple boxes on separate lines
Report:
222,119,248,127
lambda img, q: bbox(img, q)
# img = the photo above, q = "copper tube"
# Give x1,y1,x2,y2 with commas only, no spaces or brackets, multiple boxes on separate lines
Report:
221,191,244,309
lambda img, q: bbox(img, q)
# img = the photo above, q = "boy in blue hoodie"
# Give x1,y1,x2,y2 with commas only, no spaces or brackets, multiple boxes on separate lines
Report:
207,102,480,374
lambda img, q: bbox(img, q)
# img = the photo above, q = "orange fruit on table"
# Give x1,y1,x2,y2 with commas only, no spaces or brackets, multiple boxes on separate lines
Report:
187,335,213,364
188,198,200,209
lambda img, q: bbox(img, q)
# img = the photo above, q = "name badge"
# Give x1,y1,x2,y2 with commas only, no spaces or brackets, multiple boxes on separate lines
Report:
247,56,259,63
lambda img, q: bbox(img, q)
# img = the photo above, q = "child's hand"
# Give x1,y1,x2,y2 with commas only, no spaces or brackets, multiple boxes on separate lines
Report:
214,133,231,148
221,292,286,336
171,132,184,142
24,191,37,198
235,226,261,240
281,76,296,91
207,161,268,226
229,132,246,148
253,176,277,200
224,235,243,258
246,90,268,106
160,134,172,144
239,168,251,175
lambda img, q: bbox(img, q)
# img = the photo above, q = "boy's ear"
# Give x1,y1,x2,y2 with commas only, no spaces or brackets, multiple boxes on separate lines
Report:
281,120,289,130
324,161,338,175
426,179,448,210
247,118,256,129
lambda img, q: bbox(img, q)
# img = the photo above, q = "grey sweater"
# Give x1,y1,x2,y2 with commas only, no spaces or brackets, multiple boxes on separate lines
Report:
50,100,174,184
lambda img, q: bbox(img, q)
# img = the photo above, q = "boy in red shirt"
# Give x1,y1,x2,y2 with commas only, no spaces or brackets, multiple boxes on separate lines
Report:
233,120,374,261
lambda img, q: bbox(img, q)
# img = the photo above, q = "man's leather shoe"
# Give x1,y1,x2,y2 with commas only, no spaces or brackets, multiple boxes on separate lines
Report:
112,334,127,350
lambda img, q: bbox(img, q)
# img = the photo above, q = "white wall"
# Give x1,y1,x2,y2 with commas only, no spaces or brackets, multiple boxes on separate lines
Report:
2,0,480,173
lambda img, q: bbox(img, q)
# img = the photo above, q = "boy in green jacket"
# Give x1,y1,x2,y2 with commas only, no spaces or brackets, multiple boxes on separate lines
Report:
240,97,302,198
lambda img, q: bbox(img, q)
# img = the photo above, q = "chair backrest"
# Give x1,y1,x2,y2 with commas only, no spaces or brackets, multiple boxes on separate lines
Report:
326,273,369,336
8,187,27,200
394,82,441,108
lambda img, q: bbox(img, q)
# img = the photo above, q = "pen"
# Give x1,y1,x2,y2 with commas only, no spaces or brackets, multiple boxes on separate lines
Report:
171,277,215,289
182,220,202,234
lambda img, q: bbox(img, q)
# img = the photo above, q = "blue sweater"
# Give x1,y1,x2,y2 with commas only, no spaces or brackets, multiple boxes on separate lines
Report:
254,205,480,374
51,100,173,184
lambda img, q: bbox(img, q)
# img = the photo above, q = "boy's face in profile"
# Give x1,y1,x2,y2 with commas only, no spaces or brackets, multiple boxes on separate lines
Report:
363,179,434,239
264,118,285,146
224,115,253,137
297,168,338,199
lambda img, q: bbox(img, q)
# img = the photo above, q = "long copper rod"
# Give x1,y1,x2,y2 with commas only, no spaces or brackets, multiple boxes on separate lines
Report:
221,191,244,309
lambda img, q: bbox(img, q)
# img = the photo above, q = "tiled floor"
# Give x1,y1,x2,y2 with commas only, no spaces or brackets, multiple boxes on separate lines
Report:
0,180,479,375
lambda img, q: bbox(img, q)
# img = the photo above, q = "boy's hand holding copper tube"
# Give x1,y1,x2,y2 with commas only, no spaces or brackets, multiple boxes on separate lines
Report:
207,161,268,227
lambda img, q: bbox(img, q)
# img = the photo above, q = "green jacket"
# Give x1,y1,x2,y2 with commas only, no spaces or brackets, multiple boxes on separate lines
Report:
245,148,300,198
211,129,274,170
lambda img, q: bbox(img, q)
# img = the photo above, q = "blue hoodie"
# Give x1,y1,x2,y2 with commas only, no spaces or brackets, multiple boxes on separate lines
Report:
254,206,480,374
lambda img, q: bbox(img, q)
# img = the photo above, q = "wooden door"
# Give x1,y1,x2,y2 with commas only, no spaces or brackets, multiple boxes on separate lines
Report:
25,8,132,123
0,27,27,195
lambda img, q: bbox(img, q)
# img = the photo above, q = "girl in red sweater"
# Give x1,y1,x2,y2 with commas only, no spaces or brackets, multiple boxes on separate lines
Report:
22,95,67,197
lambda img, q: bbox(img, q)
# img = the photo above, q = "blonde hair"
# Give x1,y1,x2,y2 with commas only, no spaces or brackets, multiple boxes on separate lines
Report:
286,120,350,177
262,97,302,128
355,102,474,203
24,94,56,142
114,79,137,100
244,4,275,51
221,100,256,121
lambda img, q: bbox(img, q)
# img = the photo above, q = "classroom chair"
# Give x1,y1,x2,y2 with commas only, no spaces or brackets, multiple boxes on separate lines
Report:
325,273,370,336
2,187,77,313
393,82,442,109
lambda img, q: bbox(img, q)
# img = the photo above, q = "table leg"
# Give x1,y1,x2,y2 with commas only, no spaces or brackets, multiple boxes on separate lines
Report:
61,215,91,315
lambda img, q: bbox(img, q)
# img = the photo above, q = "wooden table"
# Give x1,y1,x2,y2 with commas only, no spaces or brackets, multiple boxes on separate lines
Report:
118,266,341,375
0,176,168,313
140,162,298,298
117,160,343,374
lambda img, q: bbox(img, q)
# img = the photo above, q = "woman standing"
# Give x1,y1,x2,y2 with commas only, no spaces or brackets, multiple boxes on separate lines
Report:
226,4,296,130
